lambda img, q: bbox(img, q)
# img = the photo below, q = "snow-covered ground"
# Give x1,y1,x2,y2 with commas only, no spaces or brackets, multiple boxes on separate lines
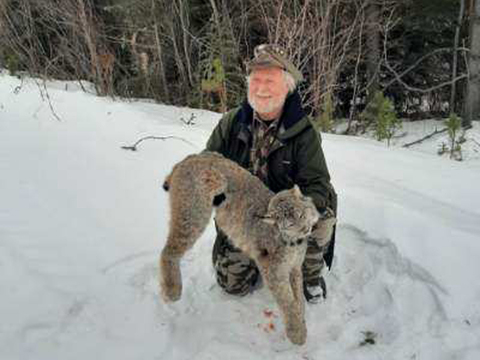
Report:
1,72,480,360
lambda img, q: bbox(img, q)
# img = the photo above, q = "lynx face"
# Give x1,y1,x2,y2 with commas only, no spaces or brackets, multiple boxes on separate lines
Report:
263,185,319,240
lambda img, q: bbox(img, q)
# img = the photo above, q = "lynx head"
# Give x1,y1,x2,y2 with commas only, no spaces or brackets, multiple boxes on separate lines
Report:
262,185,319,242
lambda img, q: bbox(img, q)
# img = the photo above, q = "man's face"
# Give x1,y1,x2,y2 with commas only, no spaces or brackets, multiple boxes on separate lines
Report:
248,67,289,120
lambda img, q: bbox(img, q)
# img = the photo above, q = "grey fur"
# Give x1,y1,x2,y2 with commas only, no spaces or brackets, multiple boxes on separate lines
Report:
159,151,335,345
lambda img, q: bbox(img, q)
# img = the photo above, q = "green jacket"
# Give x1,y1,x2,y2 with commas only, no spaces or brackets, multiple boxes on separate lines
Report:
206,91,337,213
206,91,337,267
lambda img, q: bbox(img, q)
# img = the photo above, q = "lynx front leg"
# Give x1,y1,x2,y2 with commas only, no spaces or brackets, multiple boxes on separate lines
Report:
259,259,307,345
290,265,306,331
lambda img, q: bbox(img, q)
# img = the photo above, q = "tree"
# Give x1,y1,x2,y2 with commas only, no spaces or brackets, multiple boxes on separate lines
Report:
450,0,466,113
360,91,401,146
0,0,474,120
465,0,480,125
365,1,381,103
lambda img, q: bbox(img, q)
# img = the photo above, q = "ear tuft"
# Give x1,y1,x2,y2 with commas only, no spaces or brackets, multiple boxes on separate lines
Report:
292,184,302,197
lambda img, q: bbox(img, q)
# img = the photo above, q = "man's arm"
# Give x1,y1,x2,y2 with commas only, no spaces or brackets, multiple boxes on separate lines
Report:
294,127,335,212
294,127,337,257
205,109,238,153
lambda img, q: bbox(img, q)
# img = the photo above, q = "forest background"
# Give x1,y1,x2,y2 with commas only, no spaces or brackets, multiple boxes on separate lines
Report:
1,0,479,133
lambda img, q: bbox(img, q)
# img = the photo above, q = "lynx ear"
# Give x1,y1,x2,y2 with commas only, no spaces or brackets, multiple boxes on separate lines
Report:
292,184,303,197
261,215,276,225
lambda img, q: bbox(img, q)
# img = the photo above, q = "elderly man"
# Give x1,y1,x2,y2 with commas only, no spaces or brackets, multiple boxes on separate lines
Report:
206,44,337,303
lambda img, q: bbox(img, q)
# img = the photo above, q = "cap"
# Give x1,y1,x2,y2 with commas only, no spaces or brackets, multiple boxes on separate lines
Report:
245,44,304,82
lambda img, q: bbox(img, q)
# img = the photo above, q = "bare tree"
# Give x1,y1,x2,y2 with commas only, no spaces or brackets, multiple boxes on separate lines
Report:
465,0,480,125
256,0,369,121
451,0,466,114
365,1,381,103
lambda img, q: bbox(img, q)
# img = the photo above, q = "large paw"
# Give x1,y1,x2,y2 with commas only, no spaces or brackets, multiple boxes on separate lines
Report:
311,216,336,247
159,255,182,302
286,323,307,345
160,280,182,302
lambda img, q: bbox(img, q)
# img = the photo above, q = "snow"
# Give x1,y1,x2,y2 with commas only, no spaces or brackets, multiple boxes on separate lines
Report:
1,72,480,359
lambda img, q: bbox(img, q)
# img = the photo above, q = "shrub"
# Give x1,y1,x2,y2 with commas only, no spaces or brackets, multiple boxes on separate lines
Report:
443,113,463,161
317,93,335,133
361,91,401,146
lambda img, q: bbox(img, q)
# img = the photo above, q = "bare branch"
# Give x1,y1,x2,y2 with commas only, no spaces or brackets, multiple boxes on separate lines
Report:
382,16,469,94
384,47,470,89
121,135,196,151
402,128,448,148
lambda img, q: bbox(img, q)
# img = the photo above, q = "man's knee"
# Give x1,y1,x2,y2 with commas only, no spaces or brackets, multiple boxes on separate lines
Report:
214,260,260,296
213,236,260,296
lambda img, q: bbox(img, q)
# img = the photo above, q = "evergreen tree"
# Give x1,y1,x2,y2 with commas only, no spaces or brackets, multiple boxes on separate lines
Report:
361,91,401,146
441,112,464,160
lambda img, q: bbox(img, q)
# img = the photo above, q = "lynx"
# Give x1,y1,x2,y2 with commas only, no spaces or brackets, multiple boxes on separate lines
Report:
159,151,335,345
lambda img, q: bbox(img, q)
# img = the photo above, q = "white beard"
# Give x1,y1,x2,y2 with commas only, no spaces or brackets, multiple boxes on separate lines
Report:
248,93,286,116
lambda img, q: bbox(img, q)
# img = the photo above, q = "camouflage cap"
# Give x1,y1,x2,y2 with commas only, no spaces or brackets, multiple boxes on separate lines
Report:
245,44,304,83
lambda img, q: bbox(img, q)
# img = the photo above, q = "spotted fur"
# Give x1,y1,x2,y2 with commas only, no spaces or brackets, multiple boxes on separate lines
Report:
159,151,334,345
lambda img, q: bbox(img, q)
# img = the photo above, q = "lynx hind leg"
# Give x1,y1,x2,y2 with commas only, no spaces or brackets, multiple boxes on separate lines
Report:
259,260,307,345
159,168,226,302
160,244,183,302
198,167,227,198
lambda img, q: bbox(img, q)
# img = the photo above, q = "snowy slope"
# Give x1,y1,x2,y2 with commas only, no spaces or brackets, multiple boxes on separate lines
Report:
1,72,480,360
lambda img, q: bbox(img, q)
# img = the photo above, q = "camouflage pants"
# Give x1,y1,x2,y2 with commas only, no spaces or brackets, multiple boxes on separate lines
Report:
212,227,328,297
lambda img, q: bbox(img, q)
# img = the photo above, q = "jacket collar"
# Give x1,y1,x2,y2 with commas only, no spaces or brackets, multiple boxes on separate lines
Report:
237,91,307,132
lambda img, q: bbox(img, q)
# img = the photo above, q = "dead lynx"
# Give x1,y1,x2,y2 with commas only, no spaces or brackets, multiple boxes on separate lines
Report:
160,151,335,345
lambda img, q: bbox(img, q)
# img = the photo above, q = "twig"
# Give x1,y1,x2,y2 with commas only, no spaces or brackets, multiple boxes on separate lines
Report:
32,77,62,122
121,135,196,151
41,79,62,122
402,128,448,148
13,77,24,94
180,113,196,125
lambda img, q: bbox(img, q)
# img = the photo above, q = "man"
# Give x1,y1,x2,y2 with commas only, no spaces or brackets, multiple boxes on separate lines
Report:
206,44,337,303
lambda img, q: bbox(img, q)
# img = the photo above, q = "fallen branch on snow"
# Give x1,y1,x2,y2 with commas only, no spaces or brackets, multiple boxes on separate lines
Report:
471,138,480,147
121,135,196,151
402,128,448,148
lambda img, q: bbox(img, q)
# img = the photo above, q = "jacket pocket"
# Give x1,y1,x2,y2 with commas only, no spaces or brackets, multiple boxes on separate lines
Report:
269,150,295,191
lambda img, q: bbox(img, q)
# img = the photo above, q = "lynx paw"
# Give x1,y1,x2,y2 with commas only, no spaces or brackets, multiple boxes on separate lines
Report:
311,216,337,247
160,281,182,302
286,323,307,345
159,255,182,302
